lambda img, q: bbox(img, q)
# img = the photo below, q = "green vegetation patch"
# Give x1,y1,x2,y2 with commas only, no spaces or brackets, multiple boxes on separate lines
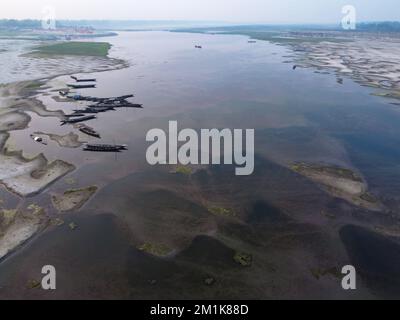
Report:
34,41,111,57
208,206,236,217
27,279,41,289
69,222,78,230
27,204,45,216
63,186,98,195
24,81,42,90
174,165,193,175
138,242,172,257
233,252,253,267
310,267,341,280
51,218,64,227
360,192,378,203
1,209,17,227
291,162,363,182
52,186,98,212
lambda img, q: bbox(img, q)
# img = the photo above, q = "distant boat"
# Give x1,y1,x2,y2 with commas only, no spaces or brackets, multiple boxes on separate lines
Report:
64,113,86,118
59,92,88,100
248,40,257,43
71,76,96,82
83,143,128,152
74,106,115,114
75,124,101,138
73,108,99,114
61,115,96,125
67,84,96,89
89,102,142,109
88,106,116,112
96,94,135,103
63,93,134,102
195,45,202,49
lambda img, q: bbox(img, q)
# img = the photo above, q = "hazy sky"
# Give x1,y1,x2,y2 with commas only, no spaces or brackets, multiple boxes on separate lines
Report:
1,0,399,23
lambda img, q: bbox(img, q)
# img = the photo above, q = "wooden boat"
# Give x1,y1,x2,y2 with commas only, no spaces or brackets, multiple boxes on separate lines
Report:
61,115,96,125
62,93,134,102
75,124,100,138
71,76,96,82
67,84,96,89
64,113,86,118
90,102,142,109
74,106,115,114
83,143,128,152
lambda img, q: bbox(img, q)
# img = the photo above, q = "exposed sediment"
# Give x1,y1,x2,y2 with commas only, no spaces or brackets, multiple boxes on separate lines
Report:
0,204,48,260
282,33,400,100
34,131,85,148
0,81,76,197
0,153,75,197
291,162,383,211
0,47,130,264
52,186,98,212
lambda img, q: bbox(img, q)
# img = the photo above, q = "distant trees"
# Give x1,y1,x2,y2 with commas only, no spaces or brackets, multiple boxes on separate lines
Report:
356,22,400,32
0,19,42,29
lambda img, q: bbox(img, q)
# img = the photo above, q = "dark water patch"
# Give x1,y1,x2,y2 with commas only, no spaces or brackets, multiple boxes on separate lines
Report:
86,170,214,249
0,213,133,299
336,132,400,204
246,200,289,225
218,222,262,247
124,246,201,300
177,235,237,269
124,234,263,299
257,126,318,144
337,133,400,168
340,224,400,298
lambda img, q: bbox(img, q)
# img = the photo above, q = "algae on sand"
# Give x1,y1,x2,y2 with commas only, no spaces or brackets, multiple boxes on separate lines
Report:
173,165,193,175
138,242,172,257
233,252,253,267
291,162,382,211
208,206,236,217
34,131,85,148
0,205,47,260
52,186,98,212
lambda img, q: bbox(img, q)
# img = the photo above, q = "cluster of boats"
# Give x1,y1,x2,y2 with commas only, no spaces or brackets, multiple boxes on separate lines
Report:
57,76,143,152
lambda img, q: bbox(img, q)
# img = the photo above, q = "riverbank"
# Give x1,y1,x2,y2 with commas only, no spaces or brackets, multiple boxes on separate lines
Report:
0,41,130,261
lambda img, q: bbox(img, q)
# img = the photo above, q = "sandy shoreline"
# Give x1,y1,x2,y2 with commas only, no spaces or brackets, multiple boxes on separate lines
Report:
0,50,129,262
280,34,400,100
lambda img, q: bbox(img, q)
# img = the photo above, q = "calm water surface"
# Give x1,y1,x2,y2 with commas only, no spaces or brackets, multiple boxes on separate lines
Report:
1,31,400,299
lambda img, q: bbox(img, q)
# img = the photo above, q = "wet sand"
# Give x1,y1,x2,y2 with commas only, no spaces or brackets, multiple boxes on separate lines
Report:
0,43,129,265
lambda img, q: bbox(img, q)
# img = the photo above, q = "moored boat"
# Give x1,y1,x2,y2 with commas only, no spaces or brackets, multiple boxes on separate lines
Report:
61,115,96,125
83,143,128,152
75,124,101,138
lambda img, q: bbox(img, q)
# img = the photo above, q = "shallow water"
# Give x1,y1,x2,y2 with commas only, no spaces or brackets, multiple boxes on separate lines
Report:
1,31,400,299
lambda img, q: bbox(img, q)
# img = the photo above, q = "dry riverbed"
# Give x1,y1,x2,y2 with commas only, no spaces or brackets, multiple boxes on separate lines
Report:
282,32,400,100
0,81,75,197
0,204,48,261
52,186,98,212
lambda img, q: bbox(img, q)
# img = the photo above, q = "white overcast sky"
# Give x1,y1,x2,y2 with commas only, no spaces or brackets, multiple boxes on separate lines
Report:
1,0,399,23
